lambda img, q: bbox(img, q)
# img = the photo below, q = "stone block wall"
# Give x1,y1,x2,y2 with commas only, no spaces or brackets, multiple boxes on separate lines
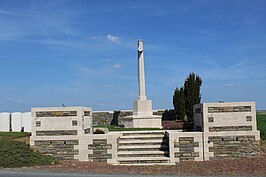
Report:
208,135,260,160
31,107,92,136
34,140,79,160
174,137,200,161
88,139,112,162
167,131,204,163
92,110,164,126
194,102,257,133
203,131,260,160
209,126,253,132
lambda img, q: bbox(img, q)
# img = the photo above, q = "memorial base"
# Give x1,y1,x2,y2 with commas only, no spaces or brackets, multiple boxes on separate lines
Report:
124,115,162,128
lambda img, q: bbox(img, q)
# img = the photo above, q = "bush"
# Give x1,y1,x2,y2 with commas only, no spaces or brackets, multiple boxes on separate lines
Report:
93,129,105,134
162,109,176,121
0,140,58,168
257,113,266,140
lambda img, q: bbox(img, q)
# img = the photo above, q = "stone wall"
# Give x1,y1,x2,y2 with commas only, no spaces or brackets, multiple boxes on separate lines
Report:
92,110,165,126
209,126,253,132
34,140,79,160
167,131,204,163
88,139,112,162
194,102,257,133
208,135,260,160
0,109,166,132
174,137,200,161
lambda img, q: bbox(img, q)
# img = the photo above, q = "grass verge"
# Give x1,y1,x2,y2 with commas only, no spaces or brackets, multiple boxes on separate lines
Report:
0,140,58,168
0,132,30,137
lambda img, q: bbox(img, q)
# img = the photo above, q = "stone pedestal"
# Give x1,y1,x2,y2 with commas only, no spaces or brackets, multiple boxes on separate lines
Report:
124,100,162,128
124,115,162,128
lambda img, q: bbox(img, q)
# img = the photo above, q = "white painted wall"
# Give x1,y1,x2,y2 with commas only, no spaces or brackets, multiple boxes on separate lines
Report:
0,113,10,132
22,112,32,132
11,112,22,132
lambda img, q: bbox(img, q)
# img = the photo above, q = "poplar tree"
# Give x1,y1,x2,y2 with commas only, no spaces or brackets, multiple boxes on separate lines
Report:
173,73,202,121
184,73,202,121
173,87,185,120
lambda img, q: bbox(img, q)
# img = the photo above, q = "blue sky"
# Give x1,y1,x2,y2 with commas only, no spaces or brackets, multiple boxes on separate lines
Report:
0,0,266,112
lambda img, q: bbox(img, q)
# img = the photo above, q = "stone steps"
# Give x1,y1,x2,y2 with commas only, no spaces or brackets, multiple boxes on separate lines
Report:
118,145,169,151
119,139,167,144
118,157,170,165
122,131,165,136
119,134,165,140
118,150,169,157
117,131,170,165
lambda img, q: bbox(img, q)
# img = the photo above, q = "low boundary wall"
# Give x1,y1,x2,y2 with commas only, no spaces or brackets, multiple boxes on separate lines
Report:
31,130,260,164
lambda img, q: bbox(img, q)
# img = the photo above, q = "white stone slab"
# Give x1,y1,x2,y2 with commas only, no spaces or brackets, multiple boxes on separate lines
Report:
22,112,32,132
0,112,10,132
11,112,22,132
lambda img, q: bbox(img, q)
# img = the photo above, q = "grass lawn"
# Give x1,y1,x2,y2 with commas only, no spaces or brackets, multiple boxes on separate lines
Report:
0,132,31,137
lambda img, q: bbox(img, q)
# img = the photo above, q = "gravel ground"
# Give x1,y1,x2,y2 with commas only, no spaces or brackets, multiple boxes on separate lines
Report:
33,141,266,176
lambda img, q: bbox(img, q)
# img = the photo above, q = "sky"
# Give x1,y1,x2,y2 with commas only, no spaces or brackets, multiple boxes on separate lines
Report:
0,0,266,112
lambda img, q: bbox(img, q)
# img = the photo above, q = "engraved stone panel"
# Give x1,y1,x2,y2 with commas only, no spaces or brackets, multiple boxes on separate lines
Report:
208,106,251,113
209,126,252,132
36,111,77,117
36,130,78,136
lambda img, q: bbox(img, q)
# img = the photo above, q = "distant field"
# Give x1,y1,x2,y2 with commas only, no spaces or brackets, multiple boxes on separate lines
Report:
257,111,266,140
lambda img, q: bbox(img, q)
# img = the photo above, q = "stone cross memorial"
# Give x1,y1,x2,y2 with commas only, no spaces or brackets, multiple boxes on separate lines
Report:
124,40,162,128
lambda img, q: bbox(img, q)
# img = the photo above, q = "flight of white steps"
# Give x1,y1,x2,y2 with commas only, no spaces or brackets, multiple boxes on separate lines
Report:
117,131,174,165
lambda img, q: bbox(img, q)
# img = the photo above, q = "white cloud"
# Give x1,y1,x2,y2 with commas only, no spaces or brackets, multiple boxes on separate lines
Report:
106,34,119,43
113,64,123,69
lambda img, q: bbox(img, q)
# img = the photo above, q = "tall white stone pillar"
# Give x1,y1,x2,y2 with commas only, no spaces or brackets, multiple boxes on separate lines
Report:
124,40,162,128
138,40,147,101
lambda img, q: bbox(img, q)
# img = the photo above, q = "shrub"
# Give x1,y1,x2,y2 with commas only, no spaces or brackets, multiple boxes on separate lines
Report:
93,129,105,134
257,113,266,140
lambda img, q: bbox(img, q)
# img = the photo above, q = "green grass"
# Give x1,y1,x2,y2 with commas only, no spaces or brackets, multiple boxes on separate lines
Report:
0,132,31,137
94,125,161,131
0,140,58,168
257,112,266,140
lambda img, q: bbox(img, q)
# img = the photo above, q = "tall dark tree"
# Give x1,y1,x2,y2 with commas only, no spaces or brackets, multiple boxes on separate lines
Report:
184,73,202,121
173,87,185,120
